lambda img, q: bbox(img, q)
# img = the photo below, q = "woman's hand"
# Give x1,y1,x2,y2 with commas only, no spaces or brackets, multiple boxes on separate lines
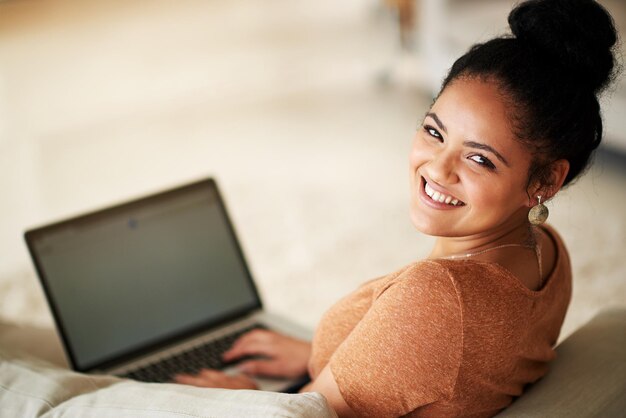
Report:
174,329,311,389
223,329,311,378
174,369,257,389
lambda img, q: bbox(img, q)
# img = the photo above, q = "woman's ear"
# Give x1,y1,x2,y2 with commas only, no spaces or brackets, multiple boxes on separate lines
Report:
527,159,570,206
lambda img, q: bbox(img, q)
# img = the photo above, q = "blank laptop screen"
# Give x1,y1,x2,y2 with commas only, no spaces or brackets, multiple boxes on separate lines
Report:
27,180,259,370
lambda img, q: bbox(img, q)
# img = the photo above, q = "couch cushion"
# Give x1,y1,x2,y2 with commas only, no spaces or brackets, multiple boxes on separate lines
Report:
497,307,626,417
0,355,337,418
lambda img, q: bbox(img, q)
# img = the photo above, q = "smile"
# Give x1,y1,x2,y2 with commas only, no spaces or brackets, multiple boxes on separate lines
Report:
423,179,465,206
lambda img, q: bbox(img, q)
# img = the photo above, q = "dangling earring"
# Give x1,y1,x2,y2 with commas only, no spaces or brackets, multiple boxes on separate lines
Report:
528,196,549,225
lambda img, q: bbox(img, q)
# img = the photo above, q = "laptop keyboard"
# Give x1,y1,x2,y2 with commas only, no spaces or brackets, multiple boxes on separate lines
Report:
123,323,265,383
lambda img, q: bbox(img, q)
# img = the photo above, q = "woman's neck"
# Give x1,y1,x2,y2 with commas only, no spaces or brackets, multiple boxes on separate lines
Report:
428,215,535,260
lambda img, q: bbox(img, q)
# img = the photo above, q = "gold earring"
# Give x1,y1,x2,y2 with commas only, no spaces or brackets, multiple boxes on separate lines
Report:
528,196,549,225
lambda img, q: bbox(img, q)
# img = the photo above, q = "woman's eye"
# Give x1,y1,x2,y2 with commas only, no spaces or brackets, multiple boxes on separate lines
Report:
423,125,442,141
469,154,496,170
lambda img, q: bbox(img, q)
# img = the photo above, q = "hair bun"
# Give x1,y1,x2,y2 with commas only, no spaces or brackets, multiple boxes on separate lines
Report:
508,0,618,93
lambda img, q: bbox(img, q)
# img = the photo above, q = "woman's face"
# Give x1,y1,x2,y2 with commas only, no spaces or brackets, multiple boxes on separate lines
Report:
409,77,534,238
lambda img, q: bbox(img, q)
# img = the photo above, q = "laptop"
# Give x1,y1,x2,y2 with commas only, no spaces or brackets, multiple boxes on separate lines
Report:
24,178,311,391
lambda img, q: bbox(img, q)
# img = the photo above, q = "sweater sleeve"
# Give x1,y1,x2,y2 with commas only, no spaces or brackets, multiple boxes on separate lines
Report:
328,261,463,417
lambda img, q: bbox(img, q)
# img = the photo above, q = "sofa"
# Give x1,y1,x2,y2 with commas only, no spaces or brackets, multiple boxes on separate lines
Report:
1,307,624,417
496,307,626,417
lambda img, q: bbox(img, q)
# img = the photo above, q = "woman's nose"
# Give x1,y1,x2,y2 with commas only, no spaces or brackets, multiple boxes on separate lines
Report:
426,149,459,185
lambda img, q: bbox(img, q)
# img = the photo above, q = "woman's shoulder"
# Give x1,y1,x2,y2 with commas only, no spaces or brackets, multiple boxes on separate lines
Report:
385,258,486,287
539,223,570,264
383,258,533,307
420,225,571,299
371,258,496,297
372,259,464,304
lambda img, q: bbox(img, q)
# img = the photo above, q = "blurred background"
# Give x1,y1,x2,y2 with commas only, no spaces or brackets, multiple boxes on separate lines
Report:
1,0,624,341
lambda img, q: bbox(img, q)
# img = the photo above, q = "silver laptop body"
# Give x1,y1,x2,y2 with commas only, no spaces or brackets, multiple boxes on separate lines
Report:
25,178,310,391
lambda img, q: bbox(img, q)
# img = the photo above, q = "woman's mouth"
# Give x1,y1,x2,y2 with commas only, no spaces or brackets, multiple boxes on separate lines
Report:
422,178,465,206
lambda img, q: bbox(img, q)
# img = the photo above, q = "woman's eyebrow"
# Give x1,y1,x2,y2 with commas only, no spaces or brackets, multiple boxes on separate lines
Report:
463,141,510,167
425,112,447,133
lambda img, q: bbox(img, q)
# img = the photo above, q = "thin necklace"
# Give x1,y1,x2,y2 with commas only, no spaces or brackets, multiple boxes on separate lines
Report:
438,240,544,289
438,243,533,260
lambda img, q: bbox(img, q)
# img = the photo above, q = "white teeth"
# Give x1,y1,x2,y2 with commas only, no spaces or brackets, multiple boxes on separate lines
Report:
423,180,462,206
425,182,435,197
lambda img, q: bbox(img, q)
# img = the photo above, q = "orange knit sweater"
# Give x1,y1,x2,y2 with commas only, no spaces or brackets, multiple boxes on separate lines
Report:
309,225,571,417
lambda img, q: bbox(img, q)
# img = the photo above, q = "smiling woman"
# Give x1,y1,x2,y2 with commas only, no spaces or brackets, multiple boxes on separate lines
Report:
175,0,619,417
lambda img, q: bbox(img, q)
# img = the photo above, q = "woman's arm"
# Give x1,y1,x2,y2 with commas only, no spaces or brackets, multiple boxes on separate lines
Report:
300,365,357,418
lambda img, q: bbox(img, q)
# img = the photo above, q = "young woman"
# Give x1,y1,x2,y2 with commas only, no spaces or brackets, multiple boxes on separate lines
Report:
175,0,619,416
